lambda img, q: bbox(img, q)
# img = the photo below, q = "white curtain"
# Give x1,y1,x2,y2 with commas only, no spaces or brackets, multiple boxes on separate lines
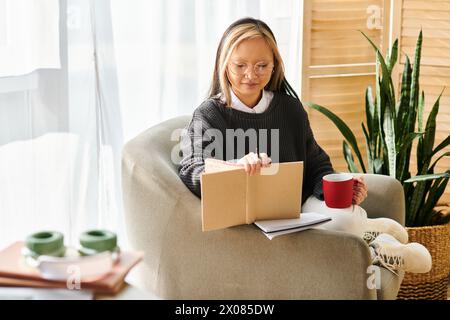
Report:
0,0,60,77
0,0,125,248
0,0,303,249
110,0,303,142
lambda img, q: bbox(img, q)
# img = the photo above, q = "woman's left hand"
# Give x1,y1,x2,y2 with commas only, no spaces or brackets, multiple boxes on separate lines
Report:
353,176,368,205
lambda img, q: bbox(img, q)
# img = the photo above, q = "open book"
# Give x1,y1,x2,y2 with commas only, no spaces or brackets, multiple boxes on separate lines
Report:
200,159,303,231
254,212,332,240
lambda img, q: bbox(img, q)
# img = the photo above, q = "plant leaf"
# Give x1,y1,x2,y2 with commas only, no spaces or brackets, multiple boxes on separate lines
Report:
373,158,384,174
431,211,450,226
397,151,410,183
405,31,422,180
387,39,398,75
376,59,388,174
408,30,422,136
397,132,424,156
365,87,374,139
408,180,427,226
362,123,373,173
396,55,412,144
418,90,425,133
422,91,442,163
383,103,396,177
397,132,424,181
416,91,426,171
343,140,359,173
360,31,396,123
429,152,450,172
419,177,449,226
306,102,367,172
404,171,450,183
431,135,450,157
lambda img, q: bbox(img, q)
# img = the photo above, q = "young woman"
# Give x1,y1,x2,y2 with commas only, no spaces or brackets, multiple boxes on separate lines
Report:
179,17,431,275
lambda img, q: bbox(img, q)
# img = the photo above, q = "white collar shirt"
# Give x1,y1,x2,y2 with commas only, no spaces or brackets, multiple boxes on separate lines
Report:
230,89,274,114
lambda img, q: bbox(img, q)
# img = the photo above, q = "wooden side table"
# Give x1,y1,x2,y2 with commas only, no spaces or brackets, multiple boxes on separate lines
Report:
95,282,160,300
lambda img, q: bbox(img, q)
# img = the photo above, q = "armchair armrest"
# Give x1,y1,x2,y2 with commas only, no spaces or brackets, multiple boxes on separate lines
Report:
353,173,405,225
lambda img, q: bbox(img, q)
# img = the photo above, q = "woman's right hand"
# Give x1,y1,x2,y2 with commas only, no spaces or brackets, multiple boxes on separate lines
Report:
237,152,272,175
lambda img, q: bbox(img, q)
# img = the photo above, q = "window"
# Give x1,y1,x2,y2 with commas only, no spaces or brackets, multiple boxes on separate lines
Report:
0,0,60,78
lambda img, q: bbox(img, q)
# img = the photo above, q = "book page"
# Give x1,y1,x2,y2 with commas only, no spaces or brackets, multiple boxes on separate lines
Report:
247,162,303,222
200,169,247,231
257,220,332,240
204,158,242,173
254,212,332,233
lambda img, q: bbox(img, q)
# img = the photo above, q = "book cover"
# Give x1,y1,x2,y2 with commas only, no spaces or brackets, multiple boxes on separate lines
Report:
200,159,304,231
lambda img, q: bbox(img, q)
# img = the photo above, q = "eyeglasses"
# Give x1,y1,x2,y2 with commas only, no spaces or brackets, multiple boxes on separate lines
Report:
228,61,274,77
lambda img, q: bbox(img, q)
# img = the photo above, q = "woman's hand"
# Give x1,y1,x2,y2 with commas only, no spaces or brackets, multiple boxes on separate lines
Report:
237,152,271,175
353,176,368,205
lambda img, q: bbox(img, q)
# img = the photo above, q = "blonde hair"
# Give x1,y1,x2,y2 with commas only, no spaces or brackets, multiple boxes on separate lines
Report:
209,18,298,107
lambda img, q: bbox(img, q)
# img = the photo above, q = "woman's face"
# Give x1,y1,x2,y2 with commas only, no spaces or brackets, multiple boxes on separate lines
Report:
227,37,274,107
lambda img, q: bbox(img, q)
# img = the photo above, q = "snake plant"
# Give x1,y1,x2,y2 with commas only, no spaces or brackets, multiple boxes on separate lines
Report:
306,30,450,227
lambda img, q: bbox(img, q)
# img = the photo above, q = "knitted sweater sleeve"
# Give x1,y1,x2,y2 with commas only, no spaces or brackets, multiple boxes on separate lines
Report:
178,109,214,198
303,106,335,200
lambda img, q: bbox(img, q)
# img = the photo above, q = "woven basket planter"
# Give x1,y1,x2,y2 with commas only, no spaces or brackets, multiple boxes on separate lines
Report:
397,223,450,300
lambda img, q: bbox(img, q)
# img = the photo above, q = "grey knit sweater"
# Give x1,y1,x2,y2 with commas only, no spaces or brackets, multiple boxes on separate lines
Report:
178,92,334,204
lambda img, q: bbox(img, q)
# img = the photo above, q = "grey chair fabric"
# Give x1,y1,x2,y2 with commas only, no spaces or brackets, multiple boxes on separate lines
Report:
122,116,405,300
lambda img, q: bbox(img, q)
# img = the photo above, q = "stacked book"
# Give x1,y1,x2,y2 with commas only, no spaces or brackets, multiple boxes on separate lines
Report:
0,242,143,295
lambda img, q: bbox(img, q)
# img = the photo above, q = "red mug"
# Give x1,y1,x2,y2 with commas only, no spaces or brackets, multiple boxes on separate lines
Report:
322,173,356,208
